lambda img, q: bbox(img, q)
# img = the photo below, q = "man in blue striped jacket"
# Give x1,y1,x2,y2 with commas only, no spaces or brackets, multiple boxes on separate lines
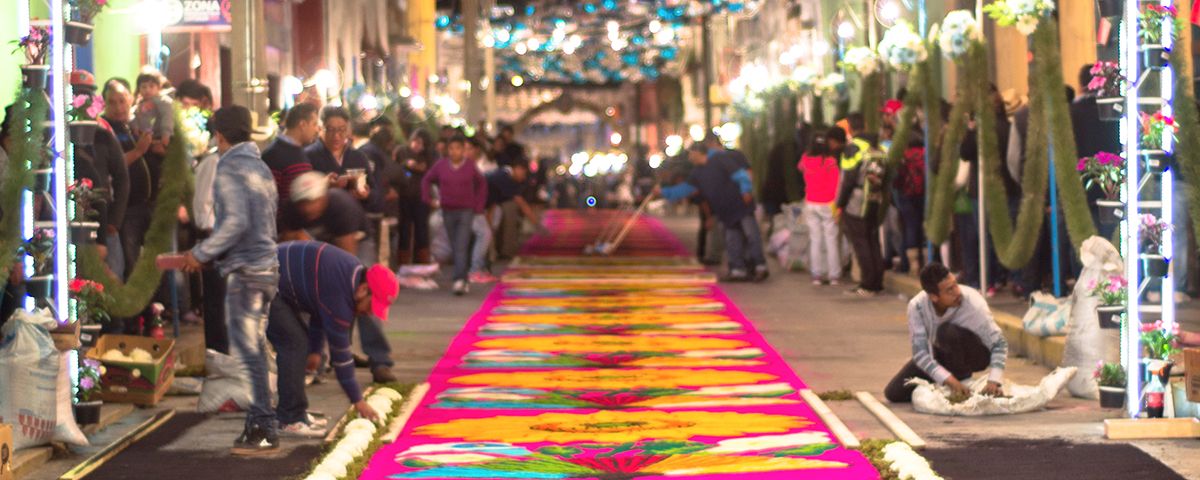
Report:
269,241,399,437
884,262,1009,403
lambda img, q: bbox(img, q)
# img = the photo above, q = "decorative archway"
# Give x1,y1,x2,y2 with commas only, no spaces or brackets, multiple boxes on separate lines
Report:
514,93,620,134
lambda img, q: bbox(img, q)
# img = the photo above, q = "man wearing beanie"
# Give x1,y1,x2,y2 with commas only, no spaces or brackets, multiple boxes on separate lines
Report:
182,105,281,456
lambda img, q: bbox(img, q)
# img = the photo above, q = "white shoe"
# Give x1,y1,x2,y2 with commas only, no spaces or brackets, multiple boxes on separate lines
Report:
305,412,328,428
453,280,468,296
280,421,326,438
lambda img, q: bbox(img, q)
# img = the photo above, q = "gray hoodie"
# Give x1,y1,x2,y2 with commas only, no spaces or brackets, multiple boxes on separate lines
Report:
193,141,278,275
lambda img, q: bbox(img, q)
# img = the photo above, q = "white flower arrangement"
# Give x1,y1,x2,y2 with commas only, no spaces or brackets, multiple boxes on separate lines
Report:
790,65,818,87
938,10,984,60
882,442,944,480
877,21,928,70
304,387,405,480
815,73,845,95
841,46,880,77
983,0,1056,36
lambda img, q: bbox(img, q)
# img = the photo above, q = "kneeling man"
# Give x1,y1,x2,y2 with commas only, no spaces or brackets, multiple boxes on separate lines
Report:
884,263,1009,403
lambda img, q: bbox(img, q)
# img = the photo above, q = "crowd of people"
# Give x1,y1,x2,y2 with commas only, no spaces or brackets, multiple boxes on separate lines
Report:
665,64,1197,302
0,66,551,455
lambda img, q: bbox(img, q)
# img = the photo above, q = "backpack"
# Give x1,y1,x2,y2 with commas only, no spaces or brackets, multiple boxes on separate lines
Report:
897,147,925,198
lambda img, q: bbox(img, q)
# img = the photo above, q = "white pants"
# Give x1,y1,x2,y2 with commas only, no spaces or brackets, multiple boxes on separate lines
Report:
805,201,841,280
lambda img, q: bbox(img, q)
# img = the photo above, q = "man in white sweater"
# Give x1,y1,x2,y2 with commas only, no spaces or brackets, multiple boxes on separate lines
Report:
884,262,1009,403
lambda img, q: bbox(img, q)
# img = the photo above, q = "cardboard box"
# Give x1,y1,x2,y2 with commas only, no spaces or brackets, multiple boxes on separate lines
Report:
1186,348,1200,403
0,423,12,480
85,335,176,406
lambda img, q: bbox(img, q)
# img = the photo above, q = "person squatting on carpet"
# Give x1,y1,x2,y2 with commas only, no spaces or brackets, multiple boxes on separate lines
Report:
655,142,768,282
884,263,1010,403
269,241,399,438
182,106,282,456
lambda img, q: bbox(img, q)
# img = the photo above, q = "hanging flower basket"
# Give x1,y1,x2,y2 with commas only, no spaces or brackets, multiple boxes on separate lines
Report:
25,275,54,299
1096,304,1124,329
1141,254,1170,278
1096,97,1124,122
73,400,102,425
1141,45,1170,69
1142,150,1173,173
1099,386,1126,408
63,21,94,45
69,120,99,146
70,221,100,243
1095,199,1125,226
33,168,53,192
21,65,50,90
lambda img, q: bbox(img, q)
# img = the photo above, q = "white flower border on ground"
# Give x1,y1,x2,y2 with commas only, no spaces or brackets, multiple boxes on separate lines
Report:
304,387,406,480
881,442,944,480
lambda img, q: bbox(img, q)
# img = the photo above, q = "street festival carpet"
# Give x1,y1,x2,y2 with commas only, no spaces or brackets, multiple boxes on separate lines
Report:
361,210,879,479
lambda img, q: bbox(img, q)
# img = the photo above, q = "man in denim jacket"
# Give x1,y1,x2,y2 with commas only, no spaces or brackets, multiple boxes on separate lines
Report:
183,105,281,456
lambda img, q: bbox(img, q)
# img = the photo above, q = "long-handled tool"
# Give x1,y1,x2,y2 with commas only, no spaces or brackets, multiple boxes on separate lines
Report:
584,206,630,255
597,191,655,256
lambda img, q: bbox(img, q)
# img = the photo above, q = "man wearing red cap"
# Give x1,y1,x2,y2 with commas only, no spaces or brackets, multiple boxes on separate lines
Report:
268,241,399,438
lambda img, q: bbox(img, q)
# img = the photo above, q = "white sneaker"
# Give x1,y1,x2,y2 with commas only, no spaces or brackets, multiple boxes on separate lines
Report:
280,421,326,438
305,412,328,428
453,280,468,296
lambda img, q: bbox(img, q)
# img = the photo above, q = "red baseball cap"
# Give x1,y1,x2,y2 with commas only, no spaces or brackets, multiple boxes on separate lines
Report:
366,264,399,320
69,70,96,92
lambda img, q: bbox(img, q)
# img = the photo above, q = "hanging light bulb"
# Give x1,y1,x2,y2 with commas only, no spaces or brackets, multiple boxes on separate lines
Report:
511,75,525,87
837,21,856,40
515,43,528,55
879,1,901,24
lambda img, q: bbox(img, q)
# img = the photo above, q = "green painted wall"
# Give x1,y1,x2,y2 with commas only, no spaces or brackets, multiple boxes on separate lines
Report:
92,0,142,86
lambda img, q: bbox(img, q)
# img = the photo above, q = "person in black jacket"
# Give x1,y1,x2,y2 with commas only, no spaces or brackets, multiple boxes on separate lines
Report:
391,128,435,265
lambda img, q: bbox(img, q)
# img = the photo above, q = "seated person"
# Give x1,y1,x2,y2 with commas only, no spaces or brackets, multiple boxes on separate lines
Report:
884,263,1009,403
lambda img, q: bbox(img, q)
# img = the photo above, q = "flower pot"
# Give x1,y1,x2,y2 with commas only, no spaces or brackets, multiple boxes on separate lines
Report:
1096,97,1124,122
21,65,49,90
69,121,98,146
1141,45,1170,69
1095,199,1125,226
64,21,94,45
1142,150,1173,173
1096,304,1124,329
1141,254,1169,278
33,168,53,192
80,324,103,348
73,400,102,425
25,275,54,299
69,221,100,243
1099,386,1126,408
1097,0,1122,17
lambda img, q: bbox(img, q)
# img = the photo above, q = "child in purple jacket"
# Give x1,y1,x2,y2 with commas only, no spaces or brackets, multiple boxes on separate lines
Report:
421,135,487,295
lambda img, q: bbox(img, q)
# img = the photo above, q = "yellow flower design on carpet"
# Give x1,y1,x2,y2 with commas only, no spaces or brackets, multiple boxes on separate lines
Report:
489,312,731,325
649,455,848,475
449,368,776,389
500,296,717,308
474,335,748,353
413,410,810,443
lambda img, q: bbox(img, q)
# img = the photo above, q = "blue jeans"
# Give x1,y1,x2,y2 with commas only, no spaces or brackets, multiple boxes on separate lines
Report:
442,209,474,282
723,214,765,273
470,214,492,273
225,269,279,432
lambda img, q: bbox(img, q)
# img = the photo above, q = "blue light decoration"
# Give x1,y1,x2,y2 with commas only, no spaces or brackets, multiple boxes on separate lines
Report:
436,0,755,86
586,196,598,207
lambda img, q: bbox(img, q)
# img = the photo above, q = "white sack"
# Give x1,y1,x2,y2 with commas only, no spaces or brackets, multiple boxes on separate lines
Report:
908,367,1077,416
0,309,87,448
1063,236,1123,399
198,349,251,413
1022,291,1071,337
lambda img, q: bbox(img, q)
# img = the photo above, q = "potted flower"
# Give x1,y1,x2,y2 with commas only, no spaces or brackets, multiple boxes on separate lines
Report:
1140,111,1177,172
13,26,51,89
20,228,57,298
1089,274,1127,329
1139,214,1172,277
1095,362,1126,408
1077,152,1125,225
1140,320,1180,384
75,358,104,424
70,278,112,346
68,92,105,146
938,10,984,62
146,303,167,339
1138,4,1181,69
67,178,105,241
66,0,109,45
1087,61,1125,121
